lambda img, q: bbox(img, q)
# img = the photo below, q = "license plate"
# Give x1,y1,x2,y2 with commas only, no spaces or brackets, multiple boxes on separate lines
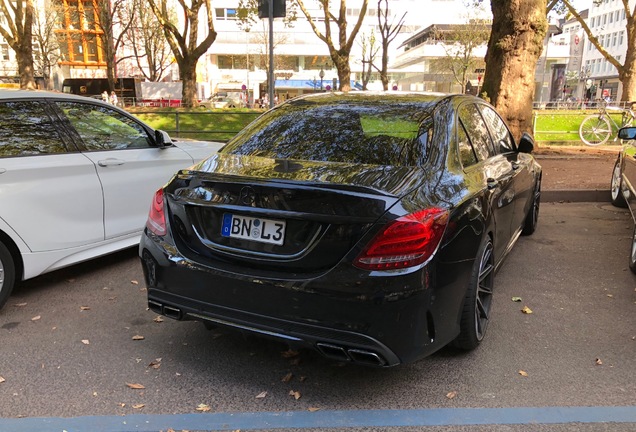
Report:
221,213,286,245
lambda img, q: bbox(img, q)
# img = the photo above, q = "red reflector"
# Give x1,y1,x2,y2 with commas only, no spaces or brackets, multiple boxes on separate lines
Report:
354,208,448,271
146,188,166,236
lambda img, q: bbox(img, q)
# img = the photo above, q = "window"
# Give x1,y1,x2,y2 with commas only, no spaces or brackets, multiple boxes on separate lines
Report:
223,102,432,166
619,31,624,45
457,122,477,168
1,44,9,60
603,14,607,25
458,104,493,161
57,102,152,151
0,101,68,158
612,32,617,46
609,11,613,23
479,105,514,154
226,8,237,19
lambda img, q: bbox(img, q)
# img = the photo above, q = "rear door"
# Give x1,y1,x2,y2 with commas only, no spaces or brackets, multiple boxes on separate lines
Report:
478,104,534,235
53,100,195,239
0,99,103,251
458,103,516,261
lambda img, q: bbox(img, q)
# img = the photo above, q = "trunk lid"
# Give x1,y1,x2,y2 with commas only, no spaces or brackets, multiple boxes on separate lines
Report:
164,154,427,275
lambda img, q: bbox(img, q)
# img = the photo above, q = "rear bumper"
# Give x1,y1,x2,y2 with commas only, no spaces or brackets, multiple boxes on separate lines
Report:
139,232,472,366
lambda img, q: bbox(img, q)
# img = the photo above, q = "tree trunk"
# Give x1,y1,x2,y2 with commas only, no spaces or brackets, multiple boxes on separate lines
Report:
333,53,351,91
620,38,636,101
483,0,546,141
381,40,389,90
180,58,198,107
17,44,35,89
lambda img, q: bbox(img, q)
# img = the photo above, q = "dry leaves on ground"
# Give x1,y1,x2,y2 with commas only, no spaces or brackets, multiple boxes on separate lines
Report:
446,391,457,399
148,358,162,369
596,358,603,365
0,376,5,384
81,339,90,345
281,372,293,383
80,306,91,311
518,370,529,377
521,306,533,314
132,335,145,341
196,403,211,412
255,391,268,399
125,383,145,389
31,315,41,321
289,390,301,400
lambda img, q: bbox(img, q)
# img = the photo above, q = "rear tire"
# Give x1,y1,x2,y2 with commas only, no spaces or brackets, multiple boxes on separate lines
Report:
0,241,16,310
579,115,612,146
629,225,636,275
453,236,494,350
610,159,628,208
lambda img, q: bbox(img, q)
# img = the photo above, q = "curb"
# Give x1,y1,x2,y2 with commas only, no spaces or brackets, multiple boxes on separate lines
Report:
543,189,609,203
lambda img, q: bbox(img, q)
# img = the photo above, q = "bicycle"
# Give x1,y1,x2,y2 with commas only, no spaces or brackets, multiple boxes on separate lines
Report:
579,101,636,146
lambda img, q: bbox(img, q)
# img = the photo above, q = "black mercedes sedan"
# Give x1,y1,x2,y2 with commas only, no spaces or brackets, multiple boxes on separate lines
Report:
139,92,542,367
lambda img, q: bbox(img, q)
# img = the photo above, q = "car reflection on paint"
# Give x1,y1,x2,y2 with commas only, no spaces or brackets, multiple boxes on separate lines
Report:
139,91,542,367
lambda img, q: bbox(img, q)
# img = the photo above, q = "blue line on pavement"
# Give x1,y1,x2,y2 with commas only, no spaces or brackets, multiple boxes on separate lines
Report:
1,406,636,432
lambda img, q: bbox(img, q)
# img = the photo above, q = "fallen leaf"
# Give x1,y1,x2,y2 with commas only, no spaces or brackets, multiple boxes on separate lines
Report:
132,404,145,409
148,359,161,369
446,391,457,399
596,358,603,365
132,335,145,341
255,391,267,399
119,403,126,407
196,403,211,412
521,306,533,314
14,303,27,307
81,339,90,345
125,383,145,389
93,392,97,397
281,372,293,383
80,306,91,311
289,390,301,400
511,297,522,302
299,376,307,382
31,315,41,321
281,349,299,358
308,407,320,412
131,280,139,285
153,316,164,323
607,294,614,298
518,370,529,377
0,376,5,383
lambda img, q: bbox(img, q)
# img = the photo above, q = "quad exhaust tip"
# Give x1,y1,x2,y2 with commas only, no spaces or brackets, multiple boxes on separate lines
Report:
148,300,182,320
316,342,386,366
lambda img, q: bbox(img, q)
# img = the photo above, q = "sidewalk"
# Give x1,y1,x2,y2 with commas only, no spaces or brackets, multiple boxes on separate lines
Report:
534,145,619,202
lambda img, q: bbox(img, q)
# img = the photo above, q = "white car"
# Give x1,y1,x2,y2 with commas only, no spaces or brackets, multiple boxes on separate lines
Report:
0,90,224,310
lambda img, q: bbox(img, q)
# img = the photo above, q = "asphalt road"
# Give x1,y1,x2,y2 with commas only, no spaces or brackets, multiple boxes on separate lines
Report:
0,202,635,432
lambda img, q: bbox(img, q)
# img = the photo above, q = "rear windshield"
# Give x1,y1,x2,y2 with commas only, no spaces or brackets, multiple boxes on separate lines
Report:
221,101,435,167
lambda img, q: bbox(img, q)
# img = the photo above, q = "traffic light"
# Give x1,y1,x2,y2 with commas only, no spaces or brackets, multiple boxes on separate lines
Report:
258,0,286,18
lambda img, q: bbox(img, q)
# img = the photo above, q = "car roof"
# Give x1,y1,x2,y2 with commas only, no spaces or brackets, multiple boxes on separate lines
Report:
283,90,463,106
0,89,104,103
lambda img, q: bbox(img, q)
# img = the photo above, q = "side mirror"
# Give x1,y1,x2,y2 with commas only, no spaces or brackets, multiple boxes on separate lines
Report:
618,126,636,140
518,132,534,154
155,130,174,148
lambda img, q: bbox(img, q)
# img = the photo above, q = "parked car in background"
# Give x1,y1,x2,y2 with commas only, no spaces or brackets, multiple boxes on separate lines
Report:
139,92,542,367
199,95,246,109
0,90,224,310
610,126,636,272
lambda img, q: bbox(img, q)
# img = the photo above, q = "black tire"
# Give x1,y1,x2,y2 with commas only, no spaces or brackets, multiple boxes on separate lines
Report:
610,159,628,208
579,115,612,146
522,177,541,235
629,225,636,275
453,236,495,350
0,241,16,310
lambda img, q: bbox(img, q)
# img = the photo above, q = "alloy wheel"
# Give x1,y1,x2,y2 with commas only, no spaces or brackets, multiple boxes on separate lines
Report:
611,163,622,202
474,241,494,341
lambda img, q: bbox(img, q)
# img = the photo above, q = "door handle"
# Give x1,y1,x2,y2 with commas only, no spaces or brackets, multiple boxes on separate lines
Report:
97,158,125,167
487,178,498,190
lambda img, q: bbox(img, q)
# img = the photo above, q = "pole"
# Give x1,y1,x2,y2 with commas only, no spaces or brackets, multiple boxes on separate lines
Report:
246,30,250,107
268,0,274,109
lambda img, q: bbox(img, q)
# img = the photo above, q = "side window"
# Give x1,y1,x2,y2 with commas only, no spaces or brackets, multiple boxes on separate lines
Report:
457,121,478,168
57,102,152,151
479,105,515,154
0,101,67,157
458,103,494,161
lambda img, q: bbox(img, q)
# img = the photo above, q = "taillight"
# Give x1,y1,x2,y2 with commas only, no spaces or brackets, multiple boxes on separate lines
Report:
354,208,448,271
146,188,166,236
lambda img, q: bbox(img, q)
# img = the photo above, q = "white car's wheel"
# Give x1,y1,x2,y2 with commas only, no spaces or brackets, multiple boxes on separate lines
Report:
0,241,16,310
610,159,628,208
